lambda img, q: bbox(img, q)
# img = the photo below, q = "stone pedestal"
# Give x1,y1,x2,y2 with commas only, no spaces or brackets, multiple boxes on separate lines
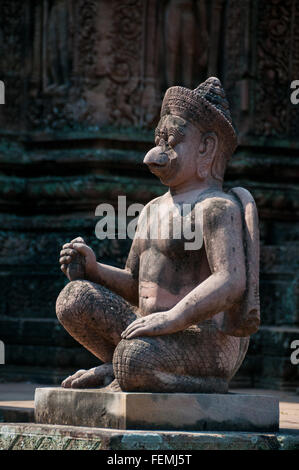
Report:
34,388,279,432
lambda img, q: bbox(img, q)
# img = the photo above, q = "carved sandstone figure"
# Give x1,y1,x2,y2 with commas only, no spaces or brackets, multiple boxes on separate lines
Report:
56,77,260,393
46,0,70,92
164,0,208,88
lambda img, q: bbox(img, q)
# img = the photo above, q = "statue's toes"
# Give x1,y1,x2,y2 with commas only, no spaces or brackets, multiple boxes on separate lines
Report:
70,370,101,388
61,369,87,388
70,367,114,389
103,379,122,392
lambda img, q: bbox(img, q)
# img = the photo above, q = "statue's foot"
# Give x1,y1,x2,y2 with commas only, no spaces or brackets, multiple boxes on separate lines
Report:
61,363,114,389
99,378,122,392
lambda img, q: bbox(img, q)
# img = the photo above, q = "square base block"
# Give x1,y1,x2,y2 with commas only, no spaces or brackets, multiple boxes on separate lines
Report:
34,387,279,432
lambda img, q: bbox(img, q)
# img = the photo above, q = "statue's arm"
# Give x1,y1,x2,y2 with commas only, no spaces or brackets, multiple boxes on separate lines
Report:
85,235,139,306
170,198,246,328
92,262,139,306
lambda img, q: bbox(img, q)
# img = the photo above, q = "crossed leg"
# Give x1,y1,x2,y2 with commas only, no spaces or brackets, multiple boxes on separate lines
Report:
56,280,249,392
56,280,138,388
114,325,248,393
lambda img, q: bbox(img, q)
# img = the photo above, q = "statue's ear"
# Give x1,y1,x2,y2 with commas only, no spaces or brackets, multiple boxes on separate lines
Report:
197,132,218,180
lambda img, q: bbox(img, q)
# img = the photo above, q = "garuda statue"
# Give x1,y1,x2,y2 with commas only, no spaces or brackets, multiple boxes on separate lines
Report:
56,77,260,393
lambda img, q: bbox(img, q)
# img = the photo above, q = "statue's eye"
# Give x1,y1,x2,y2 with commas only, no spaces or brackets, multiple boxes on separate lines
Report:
168,127,184,147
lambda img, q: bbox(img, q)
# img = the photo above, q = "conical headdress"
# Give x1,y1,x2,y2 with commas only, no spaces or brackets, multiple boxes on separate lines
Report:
160,77,238,155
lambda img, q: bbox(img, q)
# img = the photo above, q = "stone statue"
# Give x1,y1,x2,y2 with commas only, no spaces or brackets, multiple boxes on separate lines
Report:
56,77,260,393
45,0,70,92
164,0,209,88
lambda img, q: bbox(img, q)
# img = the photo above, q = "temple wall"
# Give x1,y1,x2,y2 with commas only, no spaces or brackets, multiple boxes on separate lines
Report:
0,0,298,389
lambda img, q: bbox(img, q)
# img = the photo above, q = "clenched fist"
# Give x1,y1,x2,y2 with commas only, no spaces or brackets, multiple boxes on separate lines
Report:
59,237,98,282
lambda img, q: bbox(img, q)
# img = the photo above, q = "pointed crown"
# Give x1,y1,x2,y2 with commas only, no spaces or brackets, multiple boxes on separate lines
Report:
160,77,238,155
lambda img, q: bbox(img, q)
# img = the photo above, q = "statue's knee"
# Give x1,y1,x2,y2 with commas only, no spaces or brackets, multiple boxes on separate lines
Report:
113,338,158,391
113,339,141,390
56,280,92,325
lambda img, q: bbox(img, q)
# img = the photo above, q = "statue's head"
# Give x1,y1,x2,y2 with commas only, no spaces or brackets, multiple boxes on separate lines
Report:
144,77,237,189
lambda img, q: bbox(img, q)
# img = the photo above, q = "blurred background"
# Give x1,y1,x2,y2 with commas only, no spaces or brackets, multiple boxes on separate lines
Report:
0,0,298,391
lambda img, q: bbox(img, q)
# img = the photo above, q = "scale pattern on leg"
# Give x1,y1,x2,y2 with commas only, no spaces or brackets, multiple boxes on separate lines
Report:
56,280,138,362
113,322,242,393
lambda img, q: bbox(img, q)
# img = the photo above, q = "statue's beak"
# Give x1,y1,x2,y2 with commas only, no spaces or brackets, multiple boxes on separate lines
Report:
143,147,169,172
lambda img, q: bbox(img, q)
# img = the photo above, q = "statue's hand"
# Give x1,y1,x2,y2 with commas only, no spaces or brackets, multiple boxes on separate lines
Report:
59,237,98,281
121,310,181,339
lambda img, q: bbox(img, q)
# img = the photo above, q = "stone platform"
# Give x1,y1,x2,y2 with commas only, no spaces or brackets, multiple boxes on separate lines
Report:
1,423,299,450
34,387,279,432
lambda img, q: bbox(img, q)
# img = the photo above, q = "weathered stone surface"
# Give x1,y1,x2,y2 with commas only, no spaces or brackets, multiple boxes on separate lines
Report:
1,423,299,450
35,388,279,432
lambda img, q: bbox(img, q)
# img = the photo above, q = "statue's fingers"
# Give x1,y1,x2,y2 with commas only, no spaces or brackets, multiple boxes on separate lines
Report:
122,324,140,337
121,323,136,335
62,242,73,250
60,248,76,257
121,319,145,337
71,237,85,244
59,255,72,264
121,321,147,338
124,326,150,339
72,243,90,257
60,264,67,274
121,326,134,338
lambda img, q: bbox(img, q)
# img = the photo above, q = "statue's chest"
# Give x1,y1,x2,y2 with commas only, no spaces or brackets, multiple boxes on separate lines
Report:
137,203,203,258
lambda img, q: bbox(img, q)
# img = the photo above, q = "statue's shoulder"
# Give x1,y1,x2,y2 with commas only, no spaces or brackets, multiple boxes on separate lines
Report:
228,187,257,209
200,190,242,221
